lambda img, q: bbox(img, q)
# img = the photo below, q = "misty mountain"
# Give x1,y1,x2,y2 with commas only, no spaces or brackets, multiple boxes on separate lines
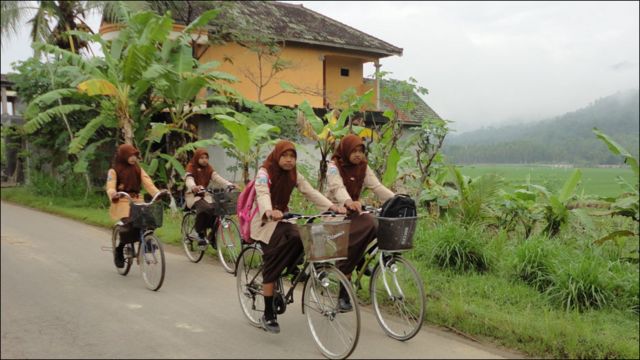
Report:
443,89,639,165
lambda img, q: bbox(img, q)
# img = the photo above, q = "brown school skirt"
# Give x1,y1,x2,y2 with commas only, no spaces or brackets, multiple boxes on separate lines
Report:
260,222,304,283
336,213,378,276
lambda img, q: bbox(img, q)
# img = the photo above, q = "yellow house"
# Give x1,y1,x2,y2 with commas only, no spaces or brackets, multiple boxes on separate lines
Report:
99,1,403,111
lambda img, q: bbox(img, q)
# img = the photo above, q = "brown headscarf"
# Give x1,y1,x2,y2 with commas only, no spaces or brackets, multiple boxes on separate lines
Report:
261,140,298,212
186,148,213,187
113,144,141,193
332,134,367,200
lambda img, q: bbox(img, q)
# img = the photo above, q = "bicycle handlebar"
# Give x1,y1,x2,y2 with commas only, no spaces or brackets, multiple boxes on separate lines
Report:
195,185,237,196
115,189,169,205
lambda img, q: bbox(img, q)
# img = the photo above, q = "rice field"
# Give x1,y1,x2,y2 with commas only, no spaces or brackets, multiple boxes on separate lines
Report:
457,164,636,197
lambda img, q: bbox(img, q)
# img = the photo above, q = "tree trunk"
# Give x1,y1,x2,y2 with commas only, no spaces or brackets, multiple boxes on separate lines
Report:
317,157,327,193
242,162,250,185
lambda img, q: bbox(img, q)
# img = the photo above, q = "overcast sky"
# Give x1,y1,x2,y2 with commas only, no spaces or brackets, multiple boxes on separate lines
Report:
1,1,638,133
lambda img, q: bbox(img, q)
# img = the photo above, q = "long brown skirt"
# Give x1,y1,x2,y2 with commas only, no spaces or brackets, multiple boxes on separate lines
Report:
192,198,218,235
260,222,304,283
336,213,378,276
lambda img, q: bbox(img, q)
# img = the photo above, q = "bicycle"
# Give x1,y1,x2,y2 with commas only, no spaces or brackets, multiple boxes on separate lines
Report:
110,190,169,291
181,187,243,273
350,206,426,341
235,212,360,360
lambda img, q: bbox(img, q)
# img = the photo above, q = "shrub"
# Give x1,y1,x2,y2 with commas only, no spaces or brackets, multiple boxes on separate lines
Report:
513,235,556,291
547,251,614,311
430,222,490,272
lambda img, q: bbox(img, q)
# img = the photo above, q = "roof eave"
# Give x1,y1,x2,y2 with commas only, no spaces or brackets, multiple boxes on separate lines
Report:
285,38,402,58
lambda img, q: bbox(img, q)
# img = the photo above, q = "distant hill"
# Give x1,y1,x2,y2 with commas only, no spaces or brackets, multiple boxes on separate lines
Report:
443,89,639,165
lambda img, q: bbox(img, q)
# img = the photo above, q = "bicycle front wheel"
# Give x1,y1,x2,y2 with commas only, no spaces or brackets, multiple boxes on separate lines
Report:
216,217,242,274
112,226,132,276
236,245,264,327
140,233,166,291
181,212,205,263
370,255,425,341
303,265,360,359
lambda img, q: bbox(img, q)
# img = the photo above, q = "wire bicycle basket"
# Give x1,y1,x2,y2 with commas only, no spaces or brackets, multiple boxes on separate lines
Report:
376,216,417,251
129,202,164,230
213,191,239,216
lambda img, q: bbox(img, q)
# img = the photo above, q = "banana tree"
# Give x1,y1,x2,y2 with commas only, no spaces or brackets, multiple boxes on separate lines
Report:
531,169,583,237
297,89,375,192
591,128,639,259
176,109,281,184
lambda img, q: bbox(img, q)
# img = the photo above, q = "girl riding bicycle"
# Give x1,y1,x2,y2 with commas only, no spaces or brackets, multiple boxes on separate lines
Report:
250,140,345,334
106,144,162,268
184,148,236,247
325,134,395,311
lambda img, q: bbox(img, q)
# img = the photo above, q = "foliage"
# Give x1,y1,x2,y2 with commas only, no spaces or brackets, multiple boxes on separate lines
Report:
531,169,583,237
444,165,504,225
297,89,374,191
546,251,614,312
427,221,490,272
512,235,556,291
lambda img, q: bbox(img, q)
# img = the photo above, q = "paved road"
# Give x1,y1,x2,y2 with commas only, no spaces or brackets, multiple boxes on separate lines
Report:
1,201,523,359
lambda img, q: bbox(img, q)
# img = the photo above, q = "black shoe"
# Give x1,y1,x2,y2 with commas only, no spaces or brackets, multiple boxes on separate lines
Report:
196,234,207,247
208,233,217,249
114,246,125,268
260,315,280,334
338,296,353,312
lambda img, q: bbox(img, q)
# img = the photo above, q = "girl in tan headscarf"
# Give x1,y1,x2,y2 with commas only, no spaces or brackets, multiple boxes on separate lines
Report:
251,140,345,334
325,134,394,311
105,144,161,268
184,148,235,247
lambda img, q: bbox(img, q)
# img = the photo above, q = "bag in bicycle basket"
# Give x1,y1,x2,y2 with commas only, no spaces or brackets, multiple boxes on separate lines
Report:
376,216,417,251
379,194,417,218
213,191,239,216
129,202,163,229
298,220,350,262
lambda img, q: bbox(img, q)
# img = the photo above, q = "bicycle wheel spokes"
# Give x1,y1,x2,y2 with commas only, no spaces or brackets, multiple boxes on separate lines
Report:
236,246,264,327
371,255,425,341
216,218,242,274
140,234,166,291
181,212,204,263
304,266,360,359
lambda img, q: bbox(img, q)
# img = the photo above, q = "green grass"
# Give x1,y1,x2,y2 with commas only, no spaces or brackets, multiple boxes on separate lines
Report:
458,165,635,197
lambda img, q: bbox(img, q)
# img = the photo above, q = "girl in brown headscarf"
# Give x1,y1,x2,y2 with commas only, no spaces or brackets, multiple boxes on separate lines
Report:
184,148,236,247
250,140,345,333
326,134,395,311
105,144,161,268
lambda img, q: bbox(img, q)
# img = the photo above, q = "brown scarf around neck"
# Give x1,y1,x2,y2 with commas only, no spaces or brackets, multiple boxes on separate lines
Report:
113,144,142,194
261,141,298,212
332,134,367,200
186,148,214,187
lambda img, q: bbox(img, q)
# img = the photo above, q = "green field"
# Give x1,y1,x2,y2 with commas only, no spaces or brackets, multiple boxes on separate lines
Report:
457,165,636,197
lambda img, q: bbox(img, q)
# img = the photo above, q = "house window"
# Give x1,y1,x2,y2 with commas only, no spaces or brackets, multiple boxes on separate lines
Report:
340,68,350,77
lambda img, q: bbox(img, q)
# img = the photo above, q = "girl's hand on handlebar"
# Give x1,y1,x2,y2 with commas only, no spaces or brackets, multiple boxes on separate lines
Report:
111,194,121,203
344,199,362,213
266,209,284,221
328,204,347,214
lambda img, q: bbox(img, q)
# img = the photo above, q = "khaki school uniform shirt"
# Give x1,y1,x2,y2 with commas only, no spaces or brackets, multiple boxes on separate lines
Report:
325,161,394,206
184,170,232,209
105,168,160,221
250,167,333,244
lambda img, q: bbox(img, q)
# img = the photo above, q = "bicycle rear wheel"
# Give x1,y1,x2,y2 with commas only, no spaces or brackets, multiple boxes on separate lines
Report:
370,254,425,341
181,211,204,263
303,265,360,359
140,233,166,291
112,226,132,275
236,245,264,327
216,217,242,274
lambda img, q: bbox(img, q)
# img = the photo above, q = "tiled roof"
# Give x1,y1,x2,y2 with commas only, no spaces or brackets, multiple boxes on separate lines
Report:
179,1,403,57
365,78,442,124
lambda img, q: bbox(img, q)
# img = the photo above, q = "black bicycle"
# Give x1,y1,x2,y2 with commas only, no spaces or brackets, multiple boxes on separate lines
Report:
235,212,360,359
181,187,242,273
111,190,169,291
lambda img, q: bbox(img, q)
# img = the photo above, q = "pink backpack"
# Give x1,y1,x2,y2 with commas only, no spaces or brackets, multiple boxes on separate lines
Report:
237,173,269,243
